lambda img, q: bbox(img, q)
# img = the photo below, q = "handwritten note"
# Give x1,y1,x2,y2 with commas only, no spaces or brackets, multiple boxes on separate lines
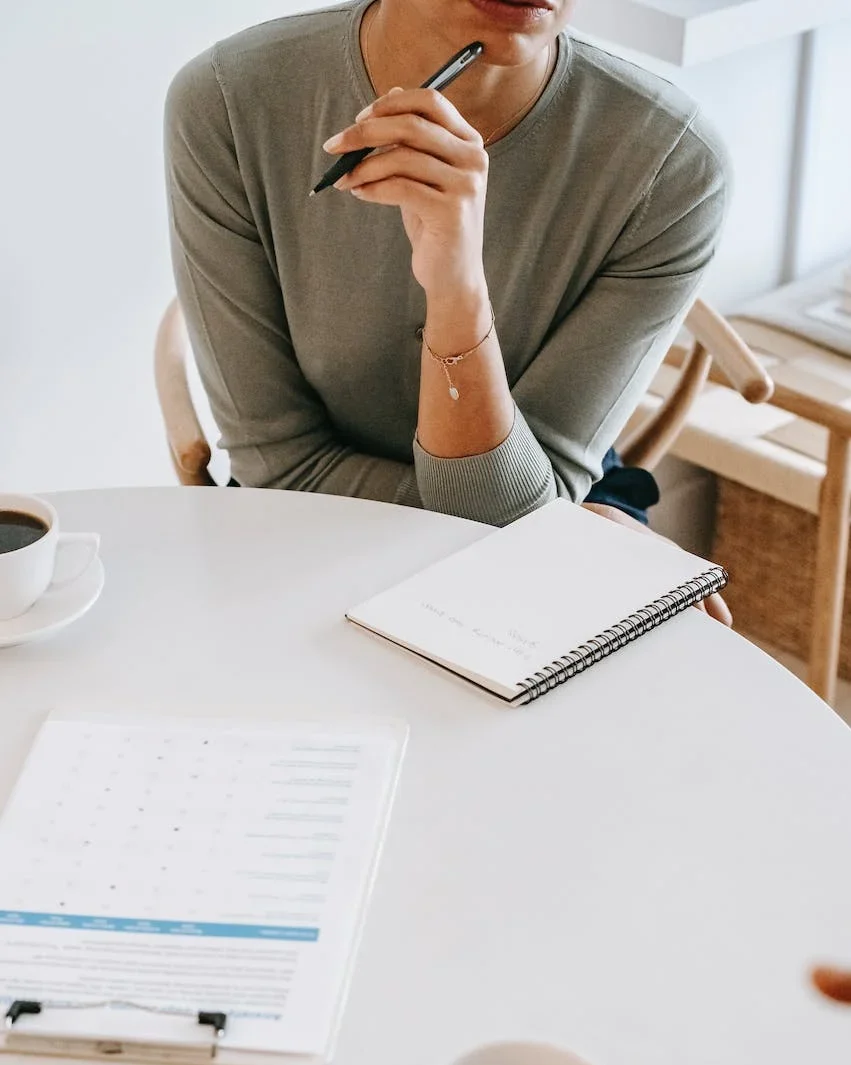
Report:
420,603,537,662
348,498,715,700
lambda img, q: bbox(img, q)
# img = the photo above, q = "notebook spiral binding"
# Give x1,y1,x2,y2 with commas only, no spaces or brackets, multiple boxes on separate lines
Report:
516,566,728,705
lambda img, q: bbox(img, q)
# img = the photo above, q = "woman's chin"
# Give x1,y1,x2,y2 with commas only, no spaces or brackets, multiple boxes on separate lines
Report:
457,0,558,64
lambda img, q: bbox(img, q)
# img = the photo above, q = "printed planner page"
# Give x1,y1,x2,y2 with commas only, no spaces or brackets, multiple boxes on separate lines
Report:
0,718,406,1056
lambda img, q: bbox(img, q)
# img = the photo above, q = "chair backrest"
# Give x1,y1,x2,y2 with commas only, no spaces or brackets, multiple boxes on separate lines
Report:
154,298,215,486
618,298,774,472
154,296,773,486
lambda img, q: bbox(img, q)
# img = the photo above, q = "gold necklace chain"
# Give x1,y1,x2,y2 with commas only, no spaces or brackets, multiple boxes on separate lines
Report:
481,43,554,146
362,3,554,148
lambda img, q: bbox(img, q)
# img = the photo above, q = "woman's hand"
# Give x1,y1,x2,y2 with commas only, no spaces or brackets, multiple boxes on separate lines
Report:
323,87,489,298
813,967,851,1005
581,502,733,626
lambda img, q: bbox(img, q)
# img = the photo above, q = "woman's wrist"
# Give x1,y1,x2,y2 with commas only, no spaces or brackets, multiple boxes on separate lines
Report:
423,276,491,355
417,270,513,457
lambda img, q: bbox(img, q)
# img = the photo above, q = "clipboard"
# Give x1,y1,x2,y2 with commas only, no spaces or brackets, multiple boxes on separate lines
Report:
0,714,408,1065
3,1001,226,1063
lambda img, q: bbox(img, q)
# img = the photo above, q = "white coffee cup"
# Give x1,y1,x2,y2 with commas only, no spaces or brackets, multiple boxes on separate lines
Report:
453,1044,591,1065
0,493,100,621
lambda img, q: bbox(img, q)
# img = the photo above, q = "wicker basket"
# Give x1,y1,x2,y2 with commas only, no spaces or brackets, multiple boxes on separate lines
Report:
712,478,851,679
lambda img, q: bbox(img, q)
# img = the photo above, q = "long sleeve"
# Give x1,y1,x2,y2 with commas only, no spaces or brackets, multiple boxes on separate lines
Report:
164,10,730,528
527,116,729,505
165,50,420,505
414,114,729,526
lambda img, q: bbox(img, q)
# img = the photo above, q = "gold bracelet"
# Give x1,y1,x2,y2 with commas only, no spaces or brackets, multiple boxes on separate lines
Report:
422,304,495,401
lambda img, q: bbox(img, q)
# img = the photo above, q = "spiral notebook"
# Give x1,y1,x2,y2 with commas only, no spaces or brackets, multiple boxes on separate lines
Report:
346,499,727,705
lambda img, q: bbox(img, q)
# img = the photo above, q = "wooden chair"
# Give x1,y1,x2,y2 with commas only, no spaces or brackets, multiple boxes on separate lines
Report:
618,299,773,470
154,299,216,487
154,296,773,487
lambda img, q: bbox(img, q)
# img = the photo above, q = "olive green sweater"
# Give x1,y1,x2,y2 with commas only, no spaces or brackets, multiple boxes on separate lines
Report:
165,0,729,526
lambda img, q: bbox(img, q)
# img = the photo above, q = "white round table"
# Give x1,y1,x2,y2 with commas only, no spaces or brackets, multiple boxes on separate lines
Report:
1,488,850,1065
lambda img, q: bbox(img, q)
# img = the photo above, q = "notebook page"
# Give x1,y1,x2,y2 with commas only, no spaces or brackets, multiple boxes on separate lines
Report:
348,499,717,698
0,718,405,1056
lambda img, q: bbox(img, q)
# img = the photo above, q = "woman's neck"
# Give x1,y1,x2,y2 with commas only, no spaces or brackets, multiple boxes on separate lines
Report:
360,0,557,146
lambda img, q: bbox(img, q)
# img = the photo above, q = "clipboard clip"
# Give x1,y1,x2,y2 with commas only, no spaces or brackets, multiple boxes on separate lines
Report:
3,1000,228,1062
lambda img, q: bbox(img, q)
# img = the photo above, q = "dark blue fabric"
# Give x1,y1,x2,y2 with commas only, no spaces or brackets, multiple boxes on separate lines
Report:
584,446,659,525
229,447,658,524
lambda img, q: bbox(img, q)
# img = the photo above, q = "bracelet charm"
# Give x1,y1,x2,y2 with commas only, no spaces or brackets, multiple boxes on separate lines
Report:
423,304,495,401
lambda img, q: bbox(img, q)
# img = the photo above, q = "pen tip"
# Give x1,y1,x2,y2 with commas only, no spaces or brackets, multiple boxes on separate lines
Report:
308,189,316,198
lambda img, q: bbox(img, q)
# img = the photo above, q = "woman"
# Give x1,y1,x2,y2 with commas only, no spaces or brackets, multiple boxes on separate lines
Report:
165,0,731,621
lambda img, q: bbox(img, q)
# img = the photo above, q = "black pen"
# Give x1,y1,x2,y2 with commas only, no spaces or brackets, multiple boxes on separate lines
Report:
309,41,485,197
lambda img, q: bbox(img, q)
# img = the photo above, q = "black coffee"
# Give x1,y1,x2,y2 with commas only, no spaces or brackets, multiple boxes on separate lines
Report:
0,510,49,554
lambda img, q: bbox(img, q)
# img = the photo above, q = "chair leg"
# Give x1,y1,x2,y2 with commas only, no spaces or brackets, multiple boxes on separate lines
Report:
809,431,851,704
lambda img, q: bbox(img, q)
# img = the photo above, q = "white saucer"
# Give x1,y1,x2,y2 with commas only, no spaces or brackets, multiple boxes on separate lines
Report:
0,557,105,649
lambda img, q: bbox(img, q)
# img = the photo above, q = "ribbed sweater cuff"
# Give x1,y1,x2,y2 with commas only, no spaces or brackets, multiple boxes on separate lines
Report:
413,406,557,527
392,467,423,509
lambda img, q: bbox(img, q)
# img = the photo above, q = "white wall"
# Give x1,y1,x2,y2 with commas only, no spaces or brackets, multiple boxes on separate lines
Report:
0,0,328,493
792,20,851,276
1,2,848,494
588,30,803,306
596,17,851,296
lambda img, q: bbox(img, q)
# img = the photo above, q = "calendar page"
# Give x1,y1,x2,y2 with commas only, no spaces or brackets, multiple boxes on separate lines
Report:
0,717,406,1056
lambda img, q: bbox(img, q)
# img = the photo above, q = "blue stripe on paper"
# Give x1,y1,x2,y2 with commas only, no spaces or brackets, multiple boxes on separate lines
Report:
0,910,319,941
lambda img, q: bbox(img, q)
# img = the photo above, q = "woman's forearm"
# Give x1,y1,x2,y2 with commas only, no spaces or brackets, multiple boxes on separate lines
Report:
324,87,554,518
416,279,516,457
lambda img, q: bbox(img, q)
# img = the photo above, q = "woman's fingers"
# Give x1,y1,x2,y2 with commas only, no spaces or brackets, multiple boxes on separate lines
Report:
692,593,733,626
349,176,442,213
579,502,734,627
325,114,484,172
703,592,733,627
322,87,485,162
335,145,483,194
359,87,483,144
320,88,489,294
324,89,488,206
812,967,851,1004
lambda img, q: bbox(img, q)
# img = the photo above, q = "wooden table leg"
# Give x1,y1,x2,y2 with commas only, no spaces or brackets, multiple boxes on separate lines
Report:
809,431,851,703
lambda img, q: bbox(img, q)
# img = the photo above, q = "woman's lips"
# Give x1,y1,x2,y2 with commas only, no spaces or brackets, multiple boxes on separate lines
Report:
467,0,553,28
